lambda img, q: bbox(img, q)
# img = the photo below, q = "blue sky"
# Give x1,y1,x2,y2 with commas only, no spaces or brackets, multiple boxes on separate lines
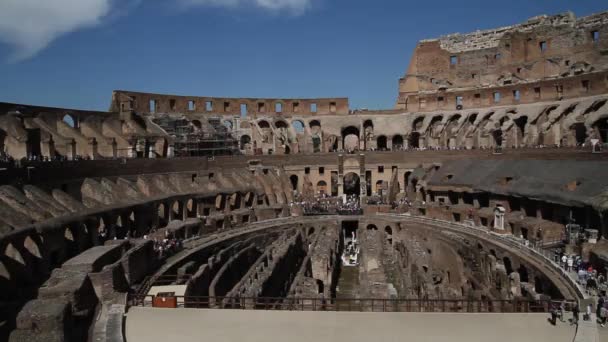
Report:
0,0,606,111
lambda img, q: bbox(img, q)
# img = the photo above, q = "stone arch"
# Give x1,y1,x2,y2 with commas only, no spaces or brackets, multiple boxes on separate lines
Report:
187,199,195,215
592,118,608,143
404,171,412,192
408,132,420,148
258,120,271,129
570,123,587,145
342,126,360,151
316,181,327,195
375,180,386,194
244,192,255,207
64,226,79,257
23,236,42,259
377,135,387,150
62,113,77,128
240,135,251,150
216,194,226,211
412,116,424,131
392,135,404,150
5,243,25,266
292,120,305,133
192,120,202,130
230,193,242,210
158,203,166,219
275,120,289,129
289,175,299,191
343,172,360,196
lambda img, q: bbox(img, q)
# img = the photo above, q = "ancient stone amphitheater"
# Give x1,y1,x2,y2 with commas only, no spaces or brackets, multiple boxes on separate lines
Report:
1,10,608,342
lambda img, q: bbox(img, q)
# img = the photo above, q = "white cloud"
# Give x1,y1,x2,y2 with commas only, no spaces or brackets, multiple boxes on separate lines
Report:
0,0,313,62
0,0,112,62
177,0,312,14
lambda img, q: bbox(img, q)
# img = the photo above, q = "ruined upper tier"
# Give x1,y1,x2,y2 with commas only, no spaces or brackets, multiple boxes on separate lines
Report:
398,11,608,112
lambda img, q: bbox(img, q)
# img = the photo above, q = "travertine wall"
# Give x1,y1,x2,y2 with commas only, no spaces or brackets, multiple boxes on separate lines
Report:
397,11,608,111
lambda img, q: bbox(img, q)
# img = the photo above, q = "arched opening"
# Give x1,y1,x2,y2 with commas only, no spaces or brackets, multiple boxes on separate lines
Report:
275,120,289,129
244,192,254,207
375,180,386,195
23,236,42,259
404,171,412,192
289,175,299,191
502,257,513,275
316,181,327,195
514,116,527,137
343,172,360,197
187,199,195,217
377,135,387,150
392,135,404,150
223,120,233,131
517,264,529,283
309,120,321,128
593,118,608,143
258,120,271,129
215,194,225,211
409,132,420,148
240,135,251,150
292,120,305,133
385,226,393,245
342,126,360,151
492,129,503,147
62,114,77,128
192,120,202,130
309,120,322,153
158,203,166,221
412,116,424,131
366,224,378,231
534,276,544,294
570,123,587,145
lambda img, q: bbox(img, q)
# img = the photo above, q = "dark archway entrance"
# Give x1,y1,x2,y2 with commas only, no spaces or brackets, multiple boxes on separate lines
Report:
343,172,360,196
289,175,298,191
409,132,420,148
377,136,387,150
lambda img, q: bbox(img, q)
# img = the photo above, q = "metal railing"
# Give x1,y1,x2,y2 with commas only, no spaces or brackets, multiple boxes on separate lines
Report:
129,294,558,313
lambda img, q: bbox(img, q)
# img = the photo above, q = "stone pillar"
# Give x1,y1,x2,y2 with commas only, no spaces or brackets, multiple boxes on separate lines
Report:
359,153,366,203
46,136,56,159
337,154,344,196
167,144,175,158
68,139,77,160
148,143,156,159
89,138,98,160
181,201,187,221
111,138,118,158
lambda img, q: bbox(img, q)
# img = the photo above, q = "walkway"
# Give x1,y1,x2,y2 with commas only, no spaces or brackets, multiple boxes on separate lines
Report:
126,307,575,342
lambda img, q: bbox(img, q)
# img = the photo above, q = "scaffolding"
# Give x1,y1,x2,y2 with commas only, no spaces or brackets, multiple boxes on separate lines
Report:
152,114,239,157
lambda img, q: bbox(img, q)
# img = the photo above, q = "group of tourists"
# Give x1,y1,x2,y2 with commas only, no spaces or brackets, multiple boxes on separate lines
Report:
337,195,362,215
143,234,183,259
295,194,362,215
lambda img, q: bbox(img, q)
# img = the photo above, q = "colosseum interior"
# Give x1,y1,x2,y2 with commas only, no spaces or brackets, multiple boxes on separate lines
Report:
1,9,608,342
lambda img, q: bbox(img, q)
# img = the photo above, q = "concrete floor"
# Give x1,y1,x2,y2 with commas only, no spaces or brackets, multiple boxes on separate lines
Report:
126,307,577,342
